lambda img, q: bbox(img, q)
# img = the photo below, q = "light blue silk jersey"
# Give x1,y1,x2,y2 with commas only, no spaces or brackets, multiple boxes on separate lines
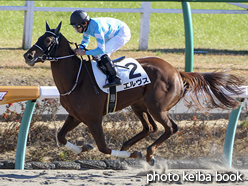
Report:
79,18,124,56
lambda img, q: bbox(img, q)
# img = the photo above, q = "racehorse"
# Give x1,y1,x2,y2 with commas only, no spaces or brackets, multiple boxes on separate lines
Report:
24,22,243,165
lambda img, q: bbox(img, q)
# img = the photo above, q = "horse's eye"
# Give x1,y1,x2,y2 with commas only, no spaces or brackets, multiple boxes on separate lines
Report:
45,38,51,45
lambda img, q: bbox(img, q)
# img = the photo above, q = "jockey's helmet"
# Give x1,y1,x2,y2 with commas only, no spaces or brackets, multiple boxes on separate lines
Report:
70,10,90,25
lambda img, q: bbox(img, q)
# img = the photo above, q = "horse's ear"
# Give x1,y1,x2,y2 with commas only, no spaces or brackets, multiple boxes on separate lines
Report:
46,21,51,31
54,21,62,35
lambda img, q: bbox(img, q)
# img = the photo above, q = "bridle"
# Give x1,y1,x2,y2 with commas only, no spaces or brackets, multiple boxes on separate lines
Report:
32,31,82,96
33,31,75,63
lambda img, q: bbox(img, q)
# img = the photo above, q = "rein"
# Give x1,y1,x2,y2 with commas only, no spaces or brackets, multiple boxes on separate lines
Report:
60,59,83,96
32,45,75,62
33,31,99,96
33,31,84,96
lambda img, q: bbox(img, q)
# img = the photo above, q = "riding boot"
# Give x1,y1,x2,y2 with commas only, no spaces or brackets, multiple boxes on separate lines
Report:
101,54,122,88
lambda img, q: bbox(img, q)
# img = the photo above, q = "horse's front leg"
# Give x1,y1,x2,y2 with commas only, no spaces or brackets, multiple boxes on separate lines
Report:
87,121,139,159
57,114,93,153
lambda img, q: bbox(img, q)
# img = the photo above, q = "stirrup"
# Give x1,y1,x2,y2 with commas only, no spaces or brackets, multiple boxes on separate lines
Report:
103,78,122,88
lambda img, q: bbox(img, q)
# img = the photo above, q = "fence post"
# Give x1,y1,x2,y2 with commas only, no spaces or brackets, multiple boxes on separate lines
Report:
223,98,245,168
15,100,37,170
182,1,194,72
22,0,34,50
139,2,151,50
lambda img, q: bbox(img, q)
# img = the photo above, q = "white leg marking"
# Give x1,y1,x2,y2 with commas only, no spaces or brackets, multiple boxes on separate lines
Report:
65,141,82,154
111,150,131,158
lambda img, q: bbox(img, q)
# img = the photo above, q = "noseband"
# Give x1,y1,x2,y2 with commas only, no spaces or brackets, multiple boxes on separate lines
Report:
33,31,60,62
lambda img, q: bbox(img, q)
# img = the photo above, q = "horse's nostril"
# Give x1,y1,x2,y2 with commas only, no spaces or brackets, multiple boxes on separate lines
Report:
27,54,33,60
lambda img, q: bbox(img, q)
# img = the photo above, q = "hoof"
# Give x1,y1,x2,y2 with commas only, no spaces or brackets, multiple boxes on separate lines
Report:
130,151,143,159
85,144,93,151
82,144,93,152
148,158,155,166
119,158,125,162
137,151,142,159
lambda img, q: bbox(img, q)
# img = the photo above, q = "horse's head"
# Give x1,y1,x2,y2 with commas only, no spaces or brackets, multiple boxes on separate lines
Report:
24,21,62,66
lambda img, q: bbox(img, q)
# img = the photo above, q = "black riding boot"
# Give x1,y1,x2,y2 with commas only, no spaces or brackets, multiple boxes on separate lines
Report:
101,54,122,88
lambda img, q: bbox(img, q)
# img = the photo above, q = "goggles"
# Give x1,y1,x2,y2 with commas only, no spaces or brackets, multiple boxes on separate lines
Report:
72,24,82,29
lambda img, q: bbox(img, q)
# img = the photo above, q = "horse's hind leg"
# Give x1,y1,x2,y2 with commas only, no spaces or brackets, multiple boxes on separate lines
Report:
57,114,93,154
146,111,178,164
120,101,158,152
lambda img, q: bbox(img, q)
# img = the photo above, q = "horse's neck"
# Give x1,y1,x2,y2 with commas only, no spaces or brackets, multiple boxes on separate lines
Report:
50,38,85,95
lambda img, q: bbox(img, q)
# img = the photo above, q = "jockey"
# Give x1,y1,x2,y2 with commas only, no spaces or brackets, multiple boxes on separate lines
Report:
70,10,131,88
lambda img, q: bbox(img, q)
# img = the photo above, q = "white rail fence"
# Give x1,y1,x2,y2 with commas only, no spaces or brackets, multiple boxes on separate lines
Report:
5,85,248,169
1,1,248,50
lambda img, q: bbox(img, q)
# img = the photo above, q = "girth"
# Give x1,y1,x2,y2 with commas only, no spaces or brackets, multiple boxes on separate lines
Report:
101,56,125,114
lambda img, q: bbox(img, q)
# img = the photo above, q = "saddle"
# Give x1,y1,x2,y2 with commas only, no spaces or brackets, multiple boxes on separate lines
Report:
95,56,125,114
91,57,151,114
96,56,126,75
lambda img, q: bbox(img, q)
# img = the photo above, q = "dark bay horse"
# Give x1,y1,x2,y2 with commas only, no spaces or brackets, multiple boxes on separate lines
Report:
24,22,243,165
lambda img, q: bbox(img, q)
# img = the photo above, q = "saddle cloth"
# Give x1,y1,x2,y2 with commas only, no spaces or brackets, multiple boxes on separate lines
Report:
91,58,151,93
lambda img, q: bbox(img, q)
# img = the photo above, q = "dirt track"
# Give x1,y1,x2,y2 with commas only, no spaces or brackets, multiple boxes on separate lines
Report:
0,168,247,186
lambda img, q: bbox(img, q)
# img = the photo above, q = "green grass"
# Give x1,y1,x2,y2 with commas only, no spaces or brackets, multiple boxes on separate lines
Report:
0,1,248,50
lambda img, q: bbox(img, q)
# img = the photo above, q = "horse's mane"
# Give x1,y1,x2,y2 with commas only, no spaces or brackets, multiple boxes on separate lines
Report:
56,32,82,62
58,33,76,55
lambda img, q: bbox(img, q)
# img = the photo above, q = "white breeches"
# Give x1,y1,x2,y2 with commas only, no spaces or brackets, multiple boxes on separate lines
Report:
96,23,131,59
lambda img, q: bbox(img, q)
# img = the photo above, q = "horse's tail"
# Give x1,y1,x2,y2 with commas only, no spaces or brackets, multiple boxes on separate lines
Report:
179,71,244,111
